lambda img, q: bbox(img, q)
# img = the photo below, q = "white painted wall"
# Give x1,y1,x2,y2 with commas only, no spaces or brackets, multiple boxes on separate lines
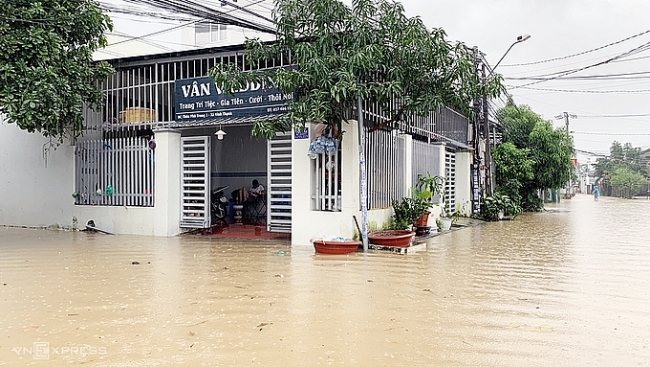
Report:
0,119,75,229
291,121,394,246
455,151,473,216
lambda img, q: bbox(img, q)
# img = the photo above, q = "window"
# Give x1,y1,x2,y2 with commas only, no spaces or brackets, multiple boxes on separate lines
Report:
195,21,227,45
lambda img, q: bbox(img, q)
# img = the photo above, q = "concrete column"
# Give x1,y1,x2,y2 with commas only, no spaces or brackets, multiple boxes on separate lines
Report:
455,151,472,216
153,129,181,236
402,133,413,195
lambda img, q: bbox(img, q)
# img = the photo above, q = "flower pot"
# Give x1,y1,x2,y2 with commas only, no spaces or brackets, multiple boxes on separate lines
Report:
367,230,415,247
313,239,361,254
414,212,430,227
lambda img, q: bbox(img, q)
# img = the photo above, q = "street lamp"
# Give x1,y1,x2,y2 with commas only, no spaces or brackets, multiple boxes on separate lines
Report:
490,34,531,74
482,34,531,196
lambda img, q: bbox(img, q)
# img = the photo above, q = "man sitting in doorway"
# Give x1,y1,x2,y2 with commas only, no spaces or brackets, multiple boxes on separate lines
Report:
239,179,265,204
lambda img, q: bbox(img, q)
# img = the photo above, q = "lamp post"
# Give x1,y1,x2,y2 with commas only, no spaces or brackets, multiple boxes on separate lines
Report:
490,34,531,75
483,34,531,196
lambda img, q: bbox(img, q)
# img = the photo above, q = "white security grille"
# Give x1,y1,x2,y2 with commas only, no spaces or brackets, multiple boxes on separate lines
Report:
365,128,405,209
74,138,154,206
444,150,456,214
267,133,292,233
180,137,211,228
313,139,341,212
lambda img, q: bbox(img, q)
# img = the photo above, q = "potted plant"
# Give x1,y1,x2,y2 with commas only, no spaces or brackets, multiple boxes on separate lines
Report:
412,173,445,230
481,193,522,221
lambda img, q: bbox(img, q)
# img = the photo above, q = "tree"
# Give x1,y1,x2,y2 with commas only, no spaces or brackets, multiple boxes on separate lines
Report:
491,141,533,205
493,104,575,211
0,0,114,141
496,99,541,149
209,0,502,139
528,121,574,191
609,166,646,198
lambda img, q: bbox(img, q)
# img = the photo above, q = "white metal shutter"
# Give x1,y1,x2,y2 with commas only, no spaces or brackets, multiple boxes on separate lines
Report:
267,132,292,233
445,150,456,215
180,136,211,228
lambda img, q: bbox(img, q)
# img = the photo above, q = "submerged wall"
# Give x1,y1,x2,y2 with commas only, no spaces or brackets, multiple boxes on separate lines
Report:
0,119,76,229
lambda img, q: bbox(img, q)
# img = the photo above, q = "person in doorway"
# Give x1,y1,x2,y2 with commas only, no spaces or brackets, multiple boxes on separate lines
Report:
593,185,600,201
239,179,265,203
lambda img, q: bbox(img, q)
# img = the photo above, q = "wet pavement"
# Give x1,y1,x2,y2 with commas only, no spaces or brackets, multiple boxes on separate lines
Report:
1,194,649,366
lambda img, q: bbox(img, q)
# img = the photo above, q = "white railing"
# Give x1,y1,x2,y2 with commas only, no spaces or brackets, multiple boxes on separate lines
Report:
74,138,155,206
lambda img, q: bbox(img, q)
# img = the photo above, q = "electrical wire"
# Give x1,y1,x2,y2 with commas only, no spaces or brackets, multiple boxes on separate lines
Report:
572,131,650,136
505,71,650,81
124,0,275,33
510,86,650,94
105,0,272,48
509,41,650,89
575,113,650,118
500,29,650,67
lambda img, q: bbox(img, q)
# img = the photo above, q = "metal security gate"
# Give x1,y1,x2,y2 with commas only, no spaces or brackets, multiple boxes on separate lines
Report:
267,132,292,233
445,150,456,215
180,136,211,228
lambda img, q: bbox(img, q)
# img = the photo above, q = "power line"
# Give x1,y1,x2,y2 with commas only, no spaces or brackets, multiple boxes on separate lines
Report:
106,0,272,48
511,86,650,94
500,29,650,67
575,113,650,118
505,71,650,81
572,131,650,136
510,41,650,89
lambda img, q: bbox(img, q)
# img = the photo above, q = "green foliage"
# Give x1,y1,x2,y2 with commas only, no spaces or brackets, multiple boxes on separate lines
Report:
412,172,444,205
609,166,646,198
390,197,428,230
0,0,114,141
497,101,541,149
209,0,502,139
391,173,445,229
492,142,533,205
595,141,647,183
481,193,521,221
528,121,574,191
494,103,574,213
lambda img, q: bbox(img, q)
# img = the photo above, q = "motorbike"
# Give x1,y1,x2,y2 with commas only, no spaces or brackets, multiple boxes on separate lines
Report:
211,185,230,224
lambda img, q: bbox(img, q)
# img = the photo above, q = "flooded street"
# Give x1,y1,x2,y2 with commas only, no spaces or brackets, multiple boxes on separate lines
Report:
1,194,649,366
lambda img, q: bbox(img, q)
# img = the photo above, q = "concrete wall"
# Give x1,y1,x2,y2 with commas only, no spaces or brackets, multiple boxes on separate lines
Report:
0,119,181,237
455,151,473,216
291,121,394,246
0,119,76,229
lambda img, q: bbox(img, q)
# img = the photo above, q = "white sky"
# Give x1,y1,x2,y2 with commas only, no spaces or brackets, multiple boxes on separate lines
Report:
396,0,650,158
107,0,650,158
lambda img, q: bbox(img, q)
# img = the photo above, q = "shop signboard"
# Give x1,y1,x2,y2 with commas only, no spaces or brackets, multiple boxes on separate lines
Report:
174,74,293,122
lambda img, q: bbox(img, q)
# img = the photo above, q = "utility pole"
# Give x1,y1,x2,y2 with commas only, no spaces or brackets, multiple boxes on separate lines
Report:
482,63,493,196
471,47,482,214
555,112,577,199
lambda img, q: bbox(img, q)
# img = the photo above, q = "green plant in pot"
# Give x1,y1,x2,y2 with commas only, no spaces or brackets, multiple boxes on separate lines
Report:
481,193,522,221
391,173,445,231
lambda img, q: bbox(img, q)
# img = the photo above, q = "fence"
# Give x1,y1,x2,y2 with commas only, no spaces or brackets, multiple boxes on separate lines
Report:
74,137,155,206
365,128,405,209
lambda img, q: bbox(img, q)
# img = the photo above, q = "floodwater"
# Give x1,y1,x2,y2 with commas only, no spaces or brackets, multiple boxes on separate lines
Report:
1,195,649,367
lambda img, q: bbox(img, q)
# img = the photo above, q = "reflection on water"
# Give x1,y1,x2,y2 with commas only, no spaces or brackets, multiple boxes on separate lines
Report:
1,194,649,366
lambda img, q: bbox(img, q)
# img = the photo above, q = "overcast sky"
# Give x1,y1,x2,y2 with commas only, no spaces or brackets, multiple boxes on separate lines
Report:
395,0,650,158
108,0,650,158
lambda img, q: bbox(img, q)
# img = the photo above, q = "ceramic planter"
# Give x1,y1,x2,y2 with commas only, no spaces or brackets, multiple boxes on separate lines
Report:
313,240,361,254
367,230,415,247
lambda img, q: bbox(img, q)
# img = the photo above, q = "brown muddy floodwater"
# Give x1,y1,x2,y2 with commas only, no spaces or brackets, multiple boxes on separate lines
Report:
1,194,649,367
